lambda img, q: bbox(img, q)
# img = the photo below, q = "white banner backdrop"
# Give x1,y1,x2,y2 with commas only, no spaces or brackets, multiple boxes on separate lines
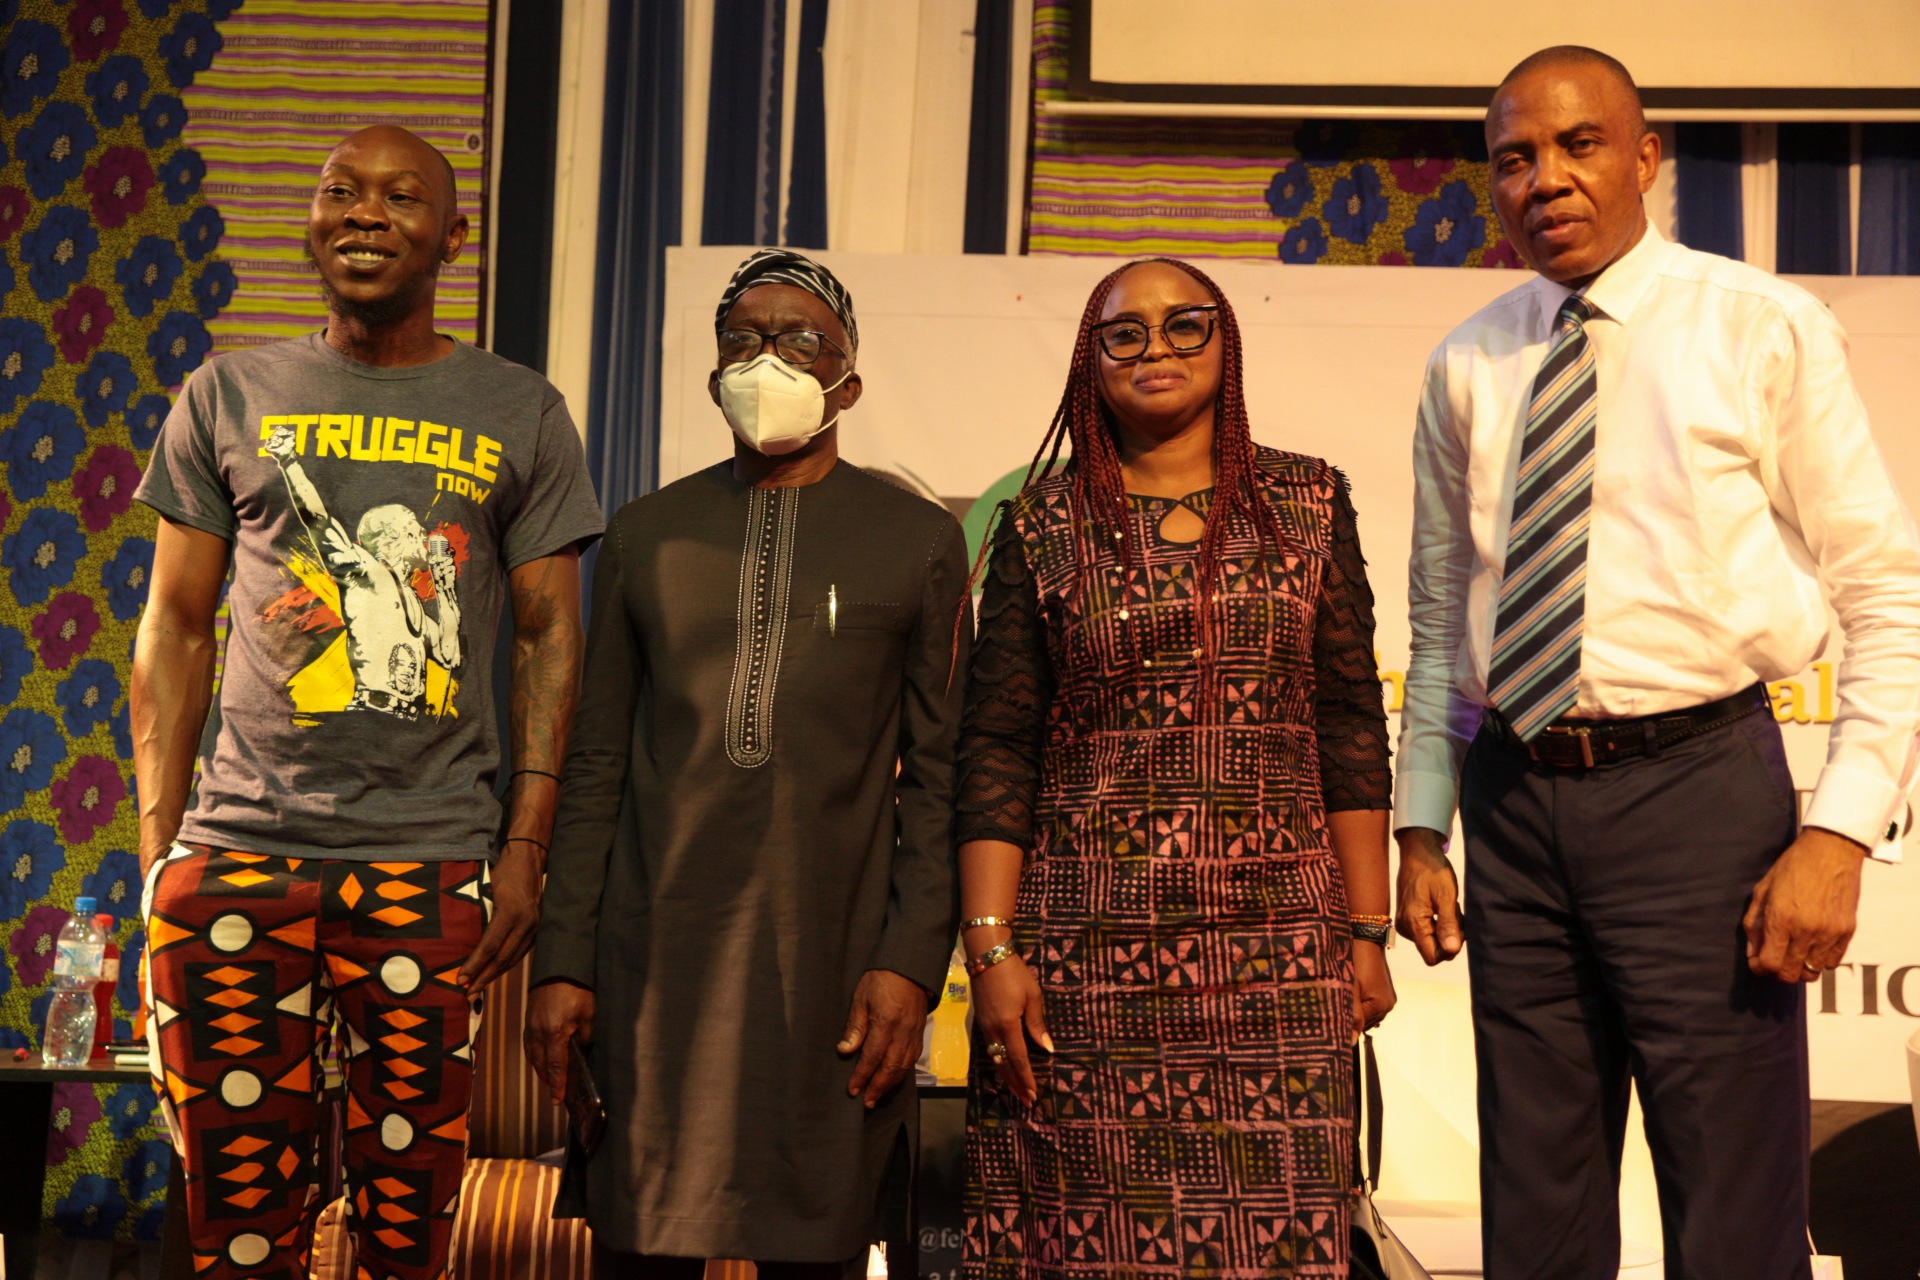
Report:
661,245,1920,1247
1081,0,1920,94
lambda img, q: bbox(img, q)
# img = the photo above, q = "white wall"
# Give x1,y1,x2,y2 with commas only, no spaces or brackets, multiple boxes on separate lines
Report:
823,0,976,254
545,0,609,437
1085,0,1920,96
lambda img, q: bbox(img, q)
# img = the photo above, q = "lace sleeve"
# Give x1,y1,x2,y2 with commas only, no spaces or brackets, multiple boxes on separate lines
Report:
954,514,1052,848
1314,471,1392,811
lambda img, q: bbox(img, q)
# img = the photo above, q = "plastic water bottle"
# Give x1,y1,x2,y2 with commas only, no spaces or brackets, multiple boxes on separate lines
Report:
43,897,104,1068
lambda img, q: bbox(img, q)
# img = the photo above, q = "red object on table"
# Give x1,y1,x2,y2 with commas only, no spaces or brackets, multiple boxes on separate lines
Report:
90,913,118,1063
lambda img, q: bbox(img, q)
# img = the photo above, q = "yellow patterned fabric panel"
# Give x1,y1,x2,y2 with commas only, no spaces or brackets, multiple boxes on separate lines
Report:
178,0,492,353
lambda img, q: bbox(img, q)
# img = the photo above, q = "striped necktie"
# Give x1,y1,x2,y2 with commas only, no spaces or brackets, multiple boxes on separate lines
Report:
1488,294,1597,741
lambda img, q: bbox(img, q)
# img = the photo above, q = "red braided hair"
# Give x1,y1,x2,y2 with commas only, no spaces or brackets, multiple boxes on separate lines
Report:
967,258,1287,673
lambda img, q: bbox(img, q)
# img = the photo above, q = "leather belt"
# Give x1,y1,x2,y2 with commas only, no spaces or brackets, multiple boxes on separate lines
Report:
1485,683,1769,769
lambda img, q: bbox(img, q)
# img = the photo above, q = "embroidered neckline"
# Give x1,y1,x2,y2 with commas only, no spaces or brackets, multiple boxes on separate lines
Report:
724,487,799,768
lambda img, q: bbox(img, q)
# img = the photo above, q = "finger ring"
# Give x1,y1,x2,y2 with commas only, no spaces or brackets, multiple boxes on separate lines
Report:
986,1041,1008,1062
1803,962,1821,976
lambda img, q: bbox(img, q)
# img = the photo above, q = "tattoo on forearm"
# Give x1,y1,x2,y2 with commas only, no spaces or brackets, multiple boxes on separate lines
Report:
509,558,582,786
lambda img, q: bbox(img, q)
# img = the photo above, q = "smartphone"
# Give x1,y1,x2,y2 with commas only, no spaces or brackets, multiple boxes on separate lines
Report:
565,1035,607,1157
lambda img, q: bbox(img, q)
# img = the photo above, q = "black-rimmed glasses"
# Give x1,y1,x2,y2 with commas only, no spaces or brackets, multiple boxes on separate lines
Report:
1091,305,1220,360
716,327,847,367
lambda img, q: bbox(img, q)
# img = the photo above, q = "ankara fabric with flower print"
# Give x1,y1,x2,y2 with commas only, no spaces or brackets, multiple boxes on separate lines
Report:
0,0,236,1244
1026,5,1523,268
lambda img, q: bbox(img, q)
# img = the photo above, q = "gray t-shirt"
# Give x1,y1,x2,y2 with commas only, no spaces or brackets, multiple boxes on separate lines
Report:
136,332,605,860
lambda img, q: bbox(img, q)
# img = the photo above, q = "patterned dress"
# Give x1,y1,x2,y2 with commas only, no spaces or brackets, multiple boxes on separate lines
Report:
956,448,1391,1279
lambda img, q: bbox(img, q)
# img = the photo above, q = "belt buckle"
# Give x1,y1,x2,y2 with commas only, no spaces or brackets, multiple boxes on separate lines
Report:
1537,723,1595,768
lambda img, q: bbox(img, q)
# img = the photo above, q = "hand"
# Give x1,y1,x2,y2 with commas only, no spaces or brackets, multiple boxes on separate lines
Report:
838,970,930,1108
1743,826,1866,983
321,522,354,561
265,425,296,462
1351,941,1397,1035
428,546,458,598
1395,827,1464,965
525,979,596,1106
971,952,1051,1104
461,841,543,991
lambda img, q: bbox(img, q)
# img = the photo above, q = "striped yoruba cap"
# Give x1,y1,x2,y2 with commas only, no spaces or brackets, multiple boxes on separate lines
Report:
713,248,858,354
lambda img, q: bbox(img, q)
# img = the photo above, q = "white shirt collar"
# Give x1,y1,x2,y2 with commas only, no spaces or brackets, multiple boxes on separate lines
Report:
1534,218,1670,329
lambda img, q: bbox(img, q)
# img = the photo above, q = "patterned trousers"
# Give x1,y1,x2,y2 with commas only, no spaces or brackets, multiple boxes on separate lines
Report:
142,846,487,1280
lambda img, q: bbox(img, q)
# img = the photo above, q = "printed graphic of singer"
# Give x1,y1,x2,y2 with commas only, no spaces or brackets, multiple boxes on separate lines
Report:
266,424,463,720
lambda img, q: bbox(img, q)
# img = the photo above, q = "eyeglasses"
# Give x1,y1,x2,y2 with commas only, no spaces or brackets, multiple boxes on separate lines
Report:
1090,305,1220,360
716,327,847,367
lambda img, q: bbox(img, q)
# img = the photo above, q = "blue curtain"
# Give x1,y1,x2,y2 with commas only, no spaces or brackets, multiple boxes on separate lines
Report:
1674,123,1744,262
963,0,1015,253
703,0,786,246
784,0,830,248
1776,123,1851,275
1858,124,1920,275
584,0,685,520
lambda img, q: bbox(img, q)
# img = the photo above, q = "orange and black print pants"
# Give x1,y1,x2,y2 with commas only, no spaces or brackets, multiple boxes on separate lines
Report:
143,846,487,1280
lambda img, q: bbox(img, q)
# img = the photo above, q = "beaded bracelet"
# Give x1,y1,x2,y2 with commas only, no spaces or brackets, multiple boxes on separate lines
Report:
964,942,1018,976
961,916,1013,931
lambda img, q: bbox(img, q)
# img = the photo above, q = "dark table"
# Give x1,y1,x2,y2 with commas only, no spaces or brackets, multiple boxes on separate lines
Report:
0,1056,183,1280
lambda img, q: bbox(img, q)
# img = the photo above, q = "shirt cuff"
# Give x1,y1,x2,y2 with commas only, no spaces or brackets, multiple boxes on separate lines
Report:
1392,768,1461,838
528,934,597,990
1802,762,1906,864
868,930,952,999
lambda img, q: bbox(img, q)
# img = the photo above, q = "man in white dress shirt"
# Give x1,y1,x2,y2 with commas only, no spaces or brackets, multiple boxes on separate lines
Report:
1393,46,1920,1279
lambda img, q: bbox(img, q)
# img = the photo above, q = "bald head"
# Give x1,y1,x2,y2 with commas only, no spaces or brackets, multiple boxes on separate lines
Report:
326,125,460,224
1493,46,1646,137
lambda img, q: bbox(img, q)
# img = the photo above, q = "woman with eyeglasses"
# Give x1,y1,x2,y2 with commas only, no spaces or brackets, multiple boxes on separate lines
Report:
954,258,1394,1278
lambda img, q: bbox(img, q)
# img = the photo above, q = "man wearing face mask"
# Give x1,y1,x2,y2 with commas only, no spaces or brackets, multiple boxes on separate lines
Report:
526,249,970,1279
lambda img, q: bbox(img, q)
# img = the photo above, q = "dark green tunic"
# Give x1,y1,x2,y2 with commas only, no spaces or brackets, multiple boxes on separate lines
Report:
532,460,968,1261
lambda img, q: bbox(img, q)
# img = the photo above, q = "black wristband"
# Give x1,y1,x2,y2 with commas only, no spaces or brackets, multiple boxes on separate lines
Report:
511,768,563,784
501,836,549,855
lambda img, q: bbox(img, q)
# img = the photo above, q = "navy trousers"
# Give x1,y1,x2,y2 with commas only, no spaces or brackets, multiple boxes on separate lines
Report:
1459,706,1810,1280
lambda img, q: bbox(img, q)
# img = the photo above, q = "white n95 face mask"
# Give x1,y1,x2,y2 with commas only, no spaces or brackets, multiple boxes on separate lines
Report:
717,354,849,456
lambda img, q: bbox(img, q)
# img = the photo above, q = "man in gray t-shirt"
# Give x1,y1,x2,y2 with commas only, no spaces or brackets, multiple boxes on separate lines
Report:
137,327,599,855
131,125,602,1280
